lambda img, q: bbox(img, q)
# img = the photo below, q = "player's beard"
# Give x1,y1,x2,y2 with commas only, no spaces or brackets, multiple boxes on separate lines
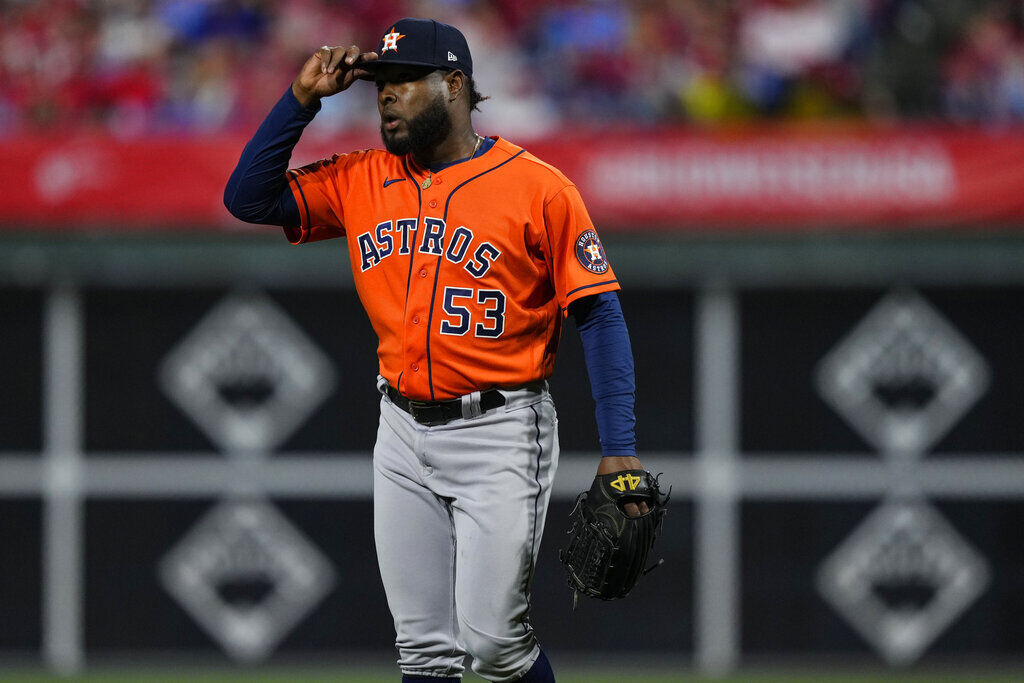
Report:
380,93,452,156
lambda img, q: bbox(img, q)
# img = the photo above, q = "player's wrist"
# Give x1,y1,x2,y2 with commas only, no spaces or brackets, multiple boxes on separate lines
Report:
597,454,642,475
291,80,321,109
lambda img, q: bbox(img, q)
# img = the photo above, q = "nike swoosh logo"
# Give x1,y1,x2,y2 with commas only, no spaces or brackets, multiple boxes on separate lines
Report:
383,178,405,187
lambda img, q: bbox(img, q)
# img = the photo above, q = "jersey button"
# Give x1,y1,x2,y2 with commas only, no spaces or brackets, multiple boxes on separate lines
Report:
429,199,438,208
410,362,419,372
419,268,428,278
412,315,420,325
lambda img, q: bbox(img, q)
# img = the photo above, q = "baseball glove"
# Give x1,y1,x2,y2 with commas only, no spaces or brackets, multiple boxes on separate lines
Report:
559,469,669,602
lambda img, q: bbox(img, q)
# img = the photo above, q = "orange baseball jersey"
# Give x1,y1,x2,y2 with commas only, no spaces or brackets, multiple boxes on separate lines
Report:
285,136,619,401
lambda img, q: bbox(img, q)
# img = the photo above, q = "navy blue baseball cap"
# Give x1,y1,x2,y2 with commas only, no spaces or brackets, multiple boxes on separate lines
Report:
365,18,473,77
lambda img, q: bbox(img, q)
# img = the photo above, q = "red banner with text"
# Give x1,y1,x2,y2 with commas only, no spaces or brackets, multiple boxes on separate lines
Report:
3,127,1024,232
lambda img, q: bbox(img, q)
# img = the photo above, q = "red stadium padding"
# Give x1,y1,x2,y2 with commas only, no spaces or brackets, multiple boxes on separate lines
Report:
4,127,1024,231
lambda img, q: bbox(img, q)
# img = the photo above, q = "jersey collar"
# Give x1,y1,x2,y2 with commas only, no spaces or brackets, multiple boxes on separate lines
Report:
405,136,519,185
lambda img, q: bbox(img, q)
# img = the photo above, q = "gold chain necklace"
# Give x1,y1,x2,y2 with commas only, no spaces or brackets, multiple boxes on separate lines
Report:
422,135,484,190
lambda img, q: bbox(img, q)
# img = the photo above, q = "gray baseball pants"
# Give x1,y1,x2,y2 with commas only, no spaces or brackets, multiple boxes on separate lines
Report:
373,380,559,681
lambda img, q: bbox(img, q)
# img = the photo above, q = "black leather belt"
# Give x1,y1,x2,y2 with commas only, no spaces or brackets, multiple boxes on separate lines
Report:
385,385,506,426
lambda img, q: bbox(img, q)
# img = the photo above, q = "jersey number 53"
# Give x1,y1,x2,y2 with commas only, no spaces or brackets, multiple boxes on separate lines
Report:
439,287,506,338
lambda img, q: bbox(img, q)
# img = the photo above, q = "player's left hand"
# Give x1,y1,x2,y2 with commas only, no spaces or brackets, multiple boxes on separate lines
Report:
561,464,669,600
596,455,650,517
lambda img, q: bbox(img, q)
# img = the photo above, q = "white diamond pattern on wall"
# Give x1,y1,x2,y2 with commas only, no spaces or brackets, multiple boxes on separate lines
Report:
159,293,335,454
816,289,989,458
817,499,989,665
158,499,336,662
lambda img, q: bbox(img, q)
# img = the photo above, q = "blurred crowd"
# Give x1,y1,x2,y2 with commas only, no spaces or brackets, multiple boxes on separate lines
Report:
3,0,1024,139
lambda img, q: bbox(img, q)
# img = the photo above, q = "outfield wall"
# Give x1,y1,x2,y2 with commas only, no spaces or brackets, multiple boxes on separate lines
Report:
1,232,1023,674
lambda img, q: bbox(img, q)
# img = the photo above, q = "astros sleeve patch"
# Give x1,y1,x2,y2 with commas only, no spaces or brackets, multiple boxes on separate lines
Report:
544,185,620,312
574,230,610,274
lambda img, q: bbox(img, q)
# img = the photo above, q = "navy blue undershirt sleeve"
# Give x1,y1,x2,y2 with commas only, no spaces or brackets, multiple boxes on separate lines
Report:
224,87,321,226
570,291,637,457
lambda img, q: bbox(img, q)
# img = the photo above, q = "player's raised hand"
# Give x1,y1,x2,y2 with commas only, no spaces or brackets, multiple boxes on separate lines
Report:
292,45,378,107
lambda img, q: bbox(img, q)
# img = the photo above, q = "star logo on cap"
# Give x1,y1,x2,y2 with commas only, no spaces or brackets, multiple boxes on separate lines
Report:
381,27,405,53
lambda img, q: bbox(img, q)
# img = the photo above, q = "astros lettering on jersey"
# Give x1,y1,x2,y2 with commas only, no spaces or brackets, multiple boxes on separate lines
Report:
286,138,619,401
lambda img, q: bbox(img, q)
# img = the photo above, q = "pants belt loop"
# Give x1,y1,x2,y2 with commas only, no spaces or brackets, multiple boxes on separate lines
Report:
461,390,482,420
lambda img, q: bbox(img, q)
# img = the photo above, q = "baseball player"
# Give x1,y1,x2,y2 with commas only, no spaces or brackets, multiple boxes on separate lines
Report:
224,18,647,682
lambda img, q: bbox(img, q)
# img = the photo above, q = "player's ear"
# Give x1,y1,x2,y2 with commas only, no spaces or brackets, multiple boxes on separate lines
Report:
445,70,466,103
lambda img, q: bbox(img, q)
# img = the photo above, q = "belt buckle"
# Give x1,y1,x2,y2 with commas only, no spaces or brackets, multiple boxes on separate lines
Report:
407,399,440,426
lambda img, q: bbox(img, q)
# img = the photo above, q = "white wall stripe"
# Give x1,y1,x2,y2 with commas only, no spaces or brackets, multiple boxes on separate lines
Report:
41,284,84,676
7,454,1024,499
695,284,741,676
